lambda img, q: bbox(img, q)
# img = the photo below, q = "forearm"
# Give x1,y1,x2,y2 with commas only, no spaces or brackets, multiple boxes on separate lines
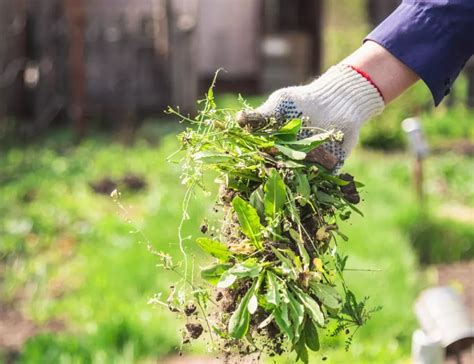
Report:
342,41,419,104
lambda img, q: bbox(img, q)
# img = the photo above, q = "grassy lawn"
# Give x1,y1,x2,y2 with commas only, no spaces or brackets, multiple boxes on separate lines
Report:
1,101,472,363
0,1,472,363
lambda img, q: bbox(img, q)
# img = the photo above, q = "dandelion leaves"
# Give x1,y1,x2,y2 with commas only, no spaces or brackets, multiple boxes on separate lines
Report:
196,237,231,261
264,168,286,219
232,196,264,250
228,281,257,338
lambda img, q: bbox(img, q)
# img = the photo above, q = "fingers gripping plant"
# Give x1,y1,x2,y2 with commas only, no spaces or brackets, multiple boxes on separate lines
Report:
161,76,379,362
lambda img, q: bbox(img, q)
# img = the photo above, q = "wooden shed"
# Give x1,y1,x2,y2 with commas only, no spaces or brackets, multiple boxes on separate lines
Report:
0,0,325,135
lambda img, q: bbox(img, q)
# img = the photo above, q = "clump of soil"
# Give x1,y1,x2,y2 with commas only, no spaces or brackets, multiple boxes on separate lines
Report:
185,323,204,339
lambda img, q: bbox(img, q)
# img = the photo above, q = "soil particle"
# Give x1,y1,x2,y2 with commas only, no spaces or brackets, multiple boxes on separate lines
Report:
185,323,204,339
219,186,236,204
200,223,208,234
339,173,360,204
184,304,197,316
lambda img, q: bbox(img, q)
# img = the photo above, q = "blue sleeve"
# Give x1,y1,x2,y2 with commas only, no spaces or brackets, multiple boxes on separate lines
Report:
365,0,474,106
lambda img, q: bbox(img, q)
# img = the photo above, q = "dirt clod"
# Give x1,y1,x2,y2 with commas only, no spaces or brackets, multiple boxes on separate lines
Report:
339,173,360,204
184,304,197,316
185,323,204,339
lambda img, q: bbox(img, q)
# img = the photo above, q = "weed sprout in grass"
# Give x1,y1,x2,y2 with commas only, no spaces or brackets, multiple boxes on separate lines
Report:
160,77,380,363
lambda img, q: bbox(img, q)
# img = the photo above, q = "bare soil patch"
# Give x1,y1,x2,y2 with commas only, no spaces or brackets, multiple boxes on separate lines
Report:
0,302,63,361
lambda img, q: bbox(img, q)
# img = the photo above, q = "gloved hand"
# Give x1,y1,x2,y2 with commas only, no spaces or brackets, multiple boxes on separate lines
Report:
237,64,385,170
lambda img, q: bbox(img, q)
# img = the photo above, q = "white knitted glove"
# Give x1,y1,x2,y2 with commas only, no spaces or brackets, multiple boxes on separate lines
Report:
238,64,385,170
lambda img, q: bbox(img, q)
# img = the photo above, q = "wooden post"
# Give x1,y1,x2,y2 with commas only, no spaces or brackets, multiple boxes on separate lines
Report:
413,157,424,202
402,118,429,203
64,0,86,137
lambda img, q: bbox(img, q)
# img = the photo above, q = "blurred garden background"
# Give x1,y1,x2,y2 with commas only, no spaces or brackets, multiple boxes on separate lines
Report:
0,0,473,363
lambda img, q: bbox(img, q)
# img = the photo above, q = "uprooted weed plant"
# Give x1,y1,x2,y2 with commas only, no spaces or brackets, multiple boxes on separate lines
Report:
157,79,380,363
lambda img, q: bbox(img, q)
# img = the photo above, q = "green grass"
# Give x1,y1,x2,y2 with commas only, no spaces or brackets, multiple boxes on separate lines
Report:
1,111,472,363
0,127,196,362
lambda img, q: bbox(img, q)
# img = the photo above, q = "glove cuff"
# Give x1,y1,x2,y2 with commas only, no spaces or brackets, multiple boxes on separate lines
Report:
308,63,385,126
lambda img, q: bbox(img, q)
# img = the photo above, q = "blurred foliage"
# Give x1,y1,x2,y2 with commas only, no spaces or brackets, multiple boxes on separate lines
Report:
399,211,474,265
0,110,472,363
0,127,199,362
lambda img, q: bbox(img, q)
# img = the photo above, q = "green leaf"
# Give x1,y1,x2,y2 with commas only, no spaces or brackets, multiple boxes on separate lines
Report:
278,131,333,152
293,335,309,364
217,260,262,288
193,151,233,164
228,282,256,339
292,286,325,326
265,271,280,306
320,173,350,186
232,196,264,250
228,260,262,277
270,247,297,280
201,263,232,285
303,318,320,352
295,171,311,205
217,271,237,288
276,160,306,169
196,237,231,261
249,185,265,221
315,190,341,206
287,290,305,342
285,187,302,226
275,119,302,136
289,229,310,268
346,201,364,216
274,302,294,341
275,145,307,160
264,168,287,219
309,282,342,310
247,294,258,314
279,119,302,134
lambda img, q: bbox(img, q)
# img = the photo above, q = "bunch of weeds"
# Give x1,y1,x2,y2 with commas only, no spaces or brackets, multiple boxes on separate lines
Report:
158,76,380,363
